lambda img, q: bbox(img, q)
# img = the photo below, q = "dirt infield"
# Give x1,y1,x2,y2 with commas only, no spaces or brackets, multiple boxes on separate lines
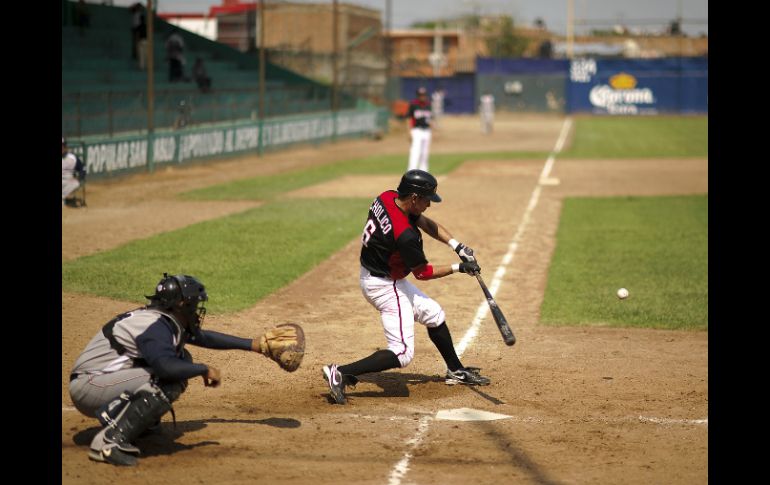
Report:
61,114,707,484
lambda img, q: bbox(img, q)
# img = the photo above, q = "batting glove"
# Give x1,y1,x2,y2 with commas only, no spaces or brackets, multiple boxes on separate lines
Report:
454,243,476,263
458,261,481,275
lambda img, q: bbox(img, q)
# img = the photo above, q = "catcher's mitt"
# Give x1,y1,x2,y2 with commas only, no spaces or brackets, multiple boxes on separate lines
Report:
258,323,305,372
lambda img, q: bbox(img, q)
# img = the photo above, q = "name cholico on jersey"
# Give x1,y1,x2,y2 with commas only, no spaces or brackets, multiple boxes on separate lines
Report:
360,190,428,280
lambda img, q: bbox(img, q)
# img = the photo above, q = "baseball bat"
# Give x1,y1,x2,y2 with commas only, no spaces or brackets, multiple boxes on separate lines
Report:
475,273,516,346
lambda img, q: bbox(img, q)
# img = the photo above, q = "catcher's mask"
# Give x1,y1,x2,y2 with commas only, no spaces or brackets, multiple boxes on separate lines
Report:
146,272,208,331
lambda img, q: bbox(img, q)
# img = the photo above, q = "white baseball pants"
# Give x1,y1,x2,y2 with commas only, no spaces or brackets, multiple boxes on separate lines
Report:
360,267,445,368
408,128,432,172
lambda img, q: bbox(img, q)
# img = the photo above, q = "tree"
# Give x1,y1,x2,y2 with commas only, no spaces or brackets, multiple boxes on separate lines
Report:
669,18,682,36
485,16,529,58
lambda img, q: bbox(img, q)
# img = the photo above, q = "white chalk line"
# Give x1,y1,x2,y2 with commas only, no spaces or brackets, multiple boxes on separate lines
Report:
340,412,705,427
387,118,573,485
387,415,433,485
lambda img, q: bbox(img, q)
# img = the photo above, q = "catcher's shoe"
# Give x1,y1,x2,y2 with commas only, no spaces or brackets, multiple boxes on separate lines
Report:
322,364,348,404
445,367,491,386
88,445,139,466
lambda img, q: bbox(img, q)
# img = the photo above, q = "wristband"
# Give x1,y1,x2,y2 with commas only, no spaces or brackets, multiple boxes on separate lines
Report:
448,238,460,251
451,263,460,273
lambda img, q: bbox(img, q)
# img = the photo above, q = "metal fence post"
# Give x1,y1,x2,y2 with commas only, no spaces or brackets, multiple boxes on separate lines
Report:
76,92,82,138
107,91,113,137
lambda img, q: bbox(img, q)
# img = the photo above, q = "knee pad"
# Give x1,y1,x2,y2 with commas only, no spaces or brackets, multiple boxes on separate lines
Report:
104,388,175,447
96,391,133,428
153,379,187,403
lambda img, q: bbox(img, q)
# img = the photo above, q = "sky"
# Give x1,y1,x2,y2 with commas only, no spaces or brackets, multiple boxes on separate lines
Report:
106,0,708,36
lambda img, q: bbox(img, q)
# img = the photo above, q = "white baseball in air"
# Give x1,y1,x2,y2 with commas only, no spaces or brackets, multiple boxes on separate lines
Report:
616,288,629,299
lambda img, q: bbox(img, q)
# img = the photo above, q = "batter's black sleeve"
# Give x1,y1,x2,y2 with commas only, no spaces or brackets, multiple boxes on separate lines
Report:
188,330,253,351
136,321,209,380
397,229,428,270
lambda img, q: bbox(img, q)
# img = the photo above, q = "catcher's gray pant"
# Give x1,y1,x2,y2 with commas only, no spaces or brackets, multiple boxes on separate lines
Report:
69,368,186,418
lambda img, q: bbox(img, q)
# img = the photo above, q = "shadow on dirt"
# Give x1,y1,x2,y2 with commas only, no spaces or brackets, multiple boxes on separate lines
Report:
478,420,565,485
341,371,444,399
72,416,301,457
466,385,507,405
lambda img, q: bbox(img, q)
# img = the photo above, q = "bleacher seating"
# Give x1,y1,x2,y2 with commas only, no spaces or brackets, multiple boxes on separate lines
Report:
62,1,339,137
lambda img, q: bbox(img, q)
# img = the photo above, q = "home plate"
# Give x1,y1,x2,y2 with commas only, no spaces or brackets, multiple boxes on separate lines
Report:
435,408,512,422
540,177,560,186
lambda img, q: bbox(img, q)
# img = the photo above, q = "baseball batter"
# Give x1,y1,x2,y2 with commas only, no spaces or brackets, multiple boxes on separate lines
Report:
406,87,432,172
322,170,490,405
69,273,305,466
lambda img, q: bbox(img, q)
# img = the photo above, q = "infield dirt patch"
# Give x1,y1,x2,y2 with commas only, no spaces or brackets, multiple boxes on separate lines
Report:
62,114,707,484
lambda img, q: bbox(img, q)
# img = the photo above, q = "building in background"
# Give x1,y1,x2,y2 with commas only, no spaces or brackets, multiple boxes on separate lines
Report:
158,12,218,40
260,1,385,101
162,1,386,103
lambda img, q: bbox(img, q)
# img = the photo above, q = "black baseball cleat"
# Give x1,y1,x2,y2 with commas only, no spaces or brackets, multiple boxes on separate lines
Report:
445,367,491,386
322,364,348,404
88,445,139,466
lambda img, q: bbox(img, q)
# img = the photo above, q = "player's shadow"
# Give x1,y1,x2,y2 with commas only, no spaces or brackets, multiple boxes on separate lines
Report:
72,416,300,458
344,371,444,399
337,371,507,405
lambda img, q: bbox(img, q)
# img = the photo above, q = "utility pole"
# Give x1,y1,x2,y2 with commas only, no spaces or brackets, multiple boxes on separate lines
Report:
567,0,574,59
385,0,391,104
259,0,266,121
147,0,155,172
332,0,339,112
258,0,266,154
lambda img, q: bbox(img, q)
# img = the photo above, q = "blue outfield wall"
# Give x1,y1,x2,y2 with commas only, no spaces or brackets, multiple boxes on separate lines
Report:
399,57,707,115
400,75,476,114
567,57,708,114
476,58,569,113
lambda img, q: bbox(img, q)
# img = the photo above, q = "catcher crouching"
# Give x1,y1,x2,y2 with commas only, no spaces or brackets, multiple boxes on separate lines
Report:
68,273,305,466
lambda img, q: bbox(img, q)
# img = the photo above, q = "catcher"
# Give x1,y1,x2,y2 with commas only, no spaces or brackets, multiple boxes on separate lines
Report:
68,273,305,467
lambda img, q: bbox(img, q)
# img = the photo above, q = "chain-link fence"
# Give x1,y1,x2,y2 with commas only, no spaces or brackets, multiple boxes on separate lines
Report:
61,83,372,138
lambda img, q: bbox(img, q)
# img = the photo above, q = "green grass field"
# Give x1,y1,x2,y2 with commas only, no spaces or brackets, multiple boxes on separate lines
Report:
63,116,708,323
540,195,708,330
561,116,707,159
182,151,547,201
62,198,368,312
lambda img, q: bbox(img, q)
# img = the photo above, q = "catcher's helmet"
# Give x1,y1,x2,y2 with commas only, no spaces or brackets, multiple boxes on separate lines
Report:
397,169,442,202
146,273,208,330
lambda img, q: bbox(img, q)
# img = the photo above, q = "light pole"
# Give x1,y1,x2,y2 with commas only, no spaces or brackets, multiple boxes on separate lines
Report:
147,0,155,172
567,0,574,59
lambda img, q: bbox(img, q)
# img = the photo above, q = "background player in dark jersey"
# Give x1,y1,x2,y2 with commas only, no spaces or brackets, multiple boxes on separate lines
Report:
322,170,489,405
69,273,298,466
406,87,433,172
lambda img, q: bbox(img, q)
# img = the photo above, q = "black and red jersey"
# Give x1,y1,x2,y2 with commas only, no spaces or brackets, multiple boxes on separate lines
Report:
408,99,432,129
360,190,428,280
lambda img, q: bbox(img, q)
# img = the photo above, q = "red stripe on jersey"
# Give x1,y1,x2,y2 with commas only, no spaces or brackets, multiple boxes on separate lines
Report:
381,191,413,280
380,191,411,239
388,253,408,280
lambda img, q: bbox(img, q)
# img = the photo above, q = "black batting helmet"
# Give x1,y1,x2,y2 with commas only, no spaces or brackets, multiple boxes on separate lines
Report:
397,169,442,202
146,272,208,330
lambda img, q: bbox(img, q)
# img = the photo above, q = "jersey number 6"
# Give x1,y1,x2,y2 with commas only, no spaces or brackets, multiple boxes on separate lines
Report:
361,219,377,247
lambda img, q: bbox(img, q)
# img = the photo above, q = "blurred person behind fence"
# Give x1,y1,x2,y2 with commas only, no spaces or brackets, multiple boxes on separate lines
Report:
62,138,85,207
